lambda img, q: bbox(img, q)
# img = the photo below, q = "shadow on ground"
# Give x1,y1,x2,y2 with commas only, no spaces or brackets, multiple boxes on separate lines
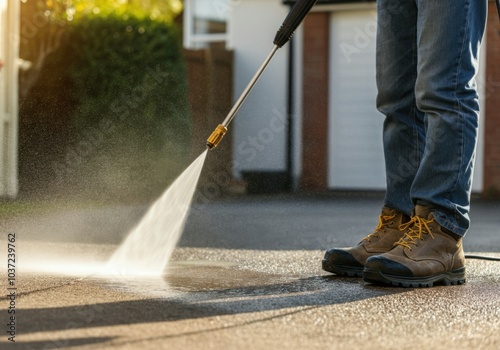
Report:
14,268,407,337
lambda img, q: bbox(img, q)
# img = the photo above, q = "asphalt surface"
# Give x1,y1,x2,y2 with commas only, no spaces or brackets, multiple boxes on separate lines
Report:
1,192,500,350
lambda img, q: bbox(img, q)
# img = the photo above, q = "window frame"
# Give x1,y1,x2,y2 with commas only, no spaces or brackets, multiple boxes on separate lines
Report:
183,0,229,49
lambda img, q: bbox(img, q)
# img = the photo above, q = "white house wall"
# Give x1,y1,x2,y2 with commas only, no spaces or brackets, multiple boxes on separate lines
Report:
228,0,289,178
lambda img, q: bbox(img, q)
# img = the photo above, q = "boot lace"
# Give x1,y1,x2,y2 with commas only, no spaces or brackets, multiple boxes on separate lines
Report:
394,215,435,251
362,214,397,242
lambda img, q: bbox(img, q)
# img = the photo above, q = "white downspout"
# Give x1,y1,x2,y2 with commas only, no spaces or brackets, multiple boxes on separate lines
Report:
0,0,20,197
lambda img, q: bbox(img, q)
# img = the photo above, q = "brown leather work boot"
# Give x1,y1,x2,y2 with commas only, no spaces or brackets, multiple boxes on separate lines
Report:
363,205,466,288
322,207,410,277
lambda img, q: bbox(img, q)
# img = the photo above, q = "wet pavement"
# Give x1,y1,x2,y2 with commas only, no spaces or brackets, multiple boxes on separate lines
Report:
1,192,500,349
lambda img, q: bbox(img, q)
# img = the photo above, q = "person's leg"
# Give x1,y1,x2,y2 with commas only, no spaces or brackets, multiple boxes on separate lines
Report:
364,0,488,287
376,0,424,216
410,0,487,236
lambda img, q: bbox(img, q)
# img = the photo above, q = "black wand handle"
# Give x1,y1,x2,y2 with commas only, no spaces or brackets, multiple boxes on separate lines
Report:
273,0,318,48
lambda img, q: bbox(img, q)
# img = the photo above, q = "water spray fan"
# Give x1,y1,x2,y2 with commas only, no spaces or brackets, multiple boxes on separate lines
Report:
206,0,318,150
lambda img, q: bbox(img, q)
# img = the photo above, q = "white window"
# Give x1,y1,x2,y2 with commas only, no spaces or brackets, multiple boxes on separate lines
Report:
183,0,230,49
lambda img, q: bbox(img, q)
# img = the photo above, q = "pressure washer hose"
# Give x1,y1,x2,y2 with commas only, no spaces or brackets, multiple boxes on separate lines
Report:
206,0,318,150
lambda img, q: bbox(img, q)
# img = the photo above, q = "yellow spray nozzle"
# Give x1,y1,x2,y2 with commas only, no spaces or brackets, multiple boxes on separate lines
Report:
206,124,228,150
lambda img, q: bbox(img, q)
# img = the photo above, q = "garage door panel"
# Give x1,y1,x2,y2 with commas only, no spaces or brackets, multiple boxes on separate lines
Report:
327,9,483,192
328,10,385,190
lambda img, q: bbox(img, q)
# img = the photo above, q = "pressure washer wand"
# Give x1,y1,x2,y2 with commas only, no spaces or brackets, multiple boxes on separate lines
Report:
206,0,317,150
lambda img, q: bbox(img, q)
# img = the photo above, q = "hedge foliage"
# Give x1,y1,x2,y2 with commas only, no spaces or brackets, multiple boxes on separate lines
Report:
20,6,192,203
64,15,191,201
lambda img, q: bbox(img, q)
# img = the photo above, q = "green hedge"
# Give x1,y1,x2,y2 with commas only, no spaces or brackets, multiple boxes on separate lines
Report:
49,14,192,202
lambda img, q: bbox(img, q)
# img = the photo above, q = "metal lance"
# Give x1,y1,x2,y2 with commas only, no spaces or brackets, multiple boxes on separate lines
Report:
206,0,317,150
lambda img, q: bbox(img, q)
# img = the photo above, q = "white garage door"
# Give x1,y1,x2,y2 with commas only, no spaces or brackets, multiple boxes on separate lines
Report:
328,10,385,190
327,9,484,192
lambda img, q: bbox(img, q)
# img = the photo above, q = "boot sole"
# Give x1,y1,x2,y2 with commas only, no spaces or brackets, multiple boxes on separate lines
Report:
363,267,466,288
322,260,363,277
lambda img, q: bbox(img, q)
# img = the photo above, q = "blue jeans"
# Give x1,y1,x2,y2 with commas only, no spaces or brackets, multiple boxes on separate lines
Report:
376,0,487,236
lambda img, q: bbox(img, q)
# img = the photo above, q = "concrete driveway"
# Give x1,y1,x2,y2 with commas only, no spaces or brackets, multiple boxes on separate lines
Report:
1,192,499,349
